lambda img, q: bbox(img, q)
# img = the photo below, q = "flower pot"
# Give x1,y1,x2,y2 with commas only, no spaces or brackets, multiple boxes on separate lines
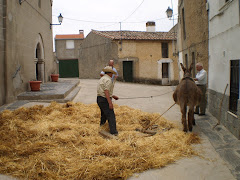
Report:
29,81,42,91
51,74,59,82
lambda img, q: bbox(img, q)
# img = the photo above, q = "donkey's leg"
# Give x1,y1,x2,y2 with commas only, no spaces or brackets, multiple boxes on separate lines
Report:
180,104,187,132
193,109,196,126
188,106,194,132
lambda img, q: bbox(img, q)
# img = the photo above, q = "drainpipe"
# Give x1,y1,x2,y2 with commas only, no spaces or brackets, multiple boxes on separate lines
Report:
3,0,7,104
239,0,240,25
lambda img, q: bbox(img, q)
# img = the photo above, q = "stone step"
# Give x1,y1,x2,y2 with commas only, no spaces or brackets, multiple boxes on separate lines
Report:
30,86,81,103
17,79,80,101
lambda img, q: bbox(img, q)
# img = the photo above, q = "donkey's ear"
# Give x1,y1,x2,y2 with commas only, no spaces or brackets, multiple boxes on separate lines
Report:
180,63,186,71
189,63,194,72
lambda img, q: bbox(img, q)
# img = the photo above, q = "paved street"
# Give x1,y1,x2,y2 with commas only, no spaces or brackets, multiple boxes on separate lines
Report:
1,79,240,180
73,79,237,180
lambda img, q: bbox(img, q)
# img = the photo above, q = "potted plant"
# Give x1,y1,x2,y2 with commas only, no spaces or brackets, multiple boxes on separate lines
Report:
29,80,42,91
51,72,59,82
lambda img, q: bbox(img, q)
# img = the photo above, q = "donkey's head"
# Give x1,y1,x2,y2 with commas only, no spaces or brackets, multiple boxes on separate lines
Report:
180,63,194,78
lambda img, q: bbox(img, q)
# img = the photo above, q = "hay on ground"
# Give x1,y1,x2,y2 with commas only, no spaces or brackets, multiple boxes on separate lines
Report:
0,102,200,179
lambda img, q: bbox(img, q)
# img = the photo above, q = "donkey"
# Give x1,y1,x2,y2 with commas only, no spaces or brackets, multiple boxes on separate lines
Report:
173,63,202,132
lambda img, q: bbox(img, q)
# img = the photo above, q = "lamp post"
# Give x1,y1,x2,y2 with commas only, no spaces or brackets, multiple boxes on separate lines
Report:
166,1,180,82
166,2,176,56
50,13,63,29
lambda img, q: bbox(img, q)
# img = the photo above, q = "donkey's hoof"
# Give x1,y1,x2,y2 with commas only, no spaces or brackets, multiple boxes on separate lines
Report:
183,129,188,132
193,120,196,126
189,128,192,132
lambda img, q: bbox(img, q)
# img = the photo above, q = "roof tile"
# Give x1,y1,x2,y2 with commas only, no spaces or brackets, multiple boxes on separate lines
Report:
55,34,84,40
92,30,176,40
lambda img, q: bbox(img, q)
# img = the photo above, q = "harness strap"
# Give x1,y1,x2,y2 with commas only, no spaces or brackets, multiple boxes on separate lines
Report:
182,77,195,82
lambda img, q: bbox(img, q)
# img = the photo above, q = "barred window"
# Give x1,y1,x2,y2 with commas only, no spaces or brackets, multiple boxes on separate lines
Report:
162,43,168,58
38,0,41,8
229,60,240,114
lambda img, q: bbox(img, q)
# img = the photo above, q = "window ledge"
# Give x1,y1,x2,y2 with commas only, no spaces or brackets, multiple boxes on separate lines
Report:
219,0,233,12
227,111,238,118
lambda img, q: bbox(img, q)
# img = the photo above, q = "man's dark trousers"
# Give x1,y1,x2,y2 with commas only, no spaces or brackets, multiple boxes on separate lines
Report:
97,96,118,135
195,84,207,114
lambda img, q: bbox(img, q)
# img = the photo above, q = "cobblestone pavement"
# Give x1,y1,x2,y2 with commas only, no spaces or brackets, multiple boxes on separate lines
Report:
0,79,239,180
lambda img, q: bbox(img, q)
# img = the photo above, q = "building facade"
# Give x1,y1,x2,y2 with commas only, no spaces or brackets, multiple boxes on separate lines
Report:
177,0,208,78
208,0,240,139
0,0,56,106
79,23,178,85
55,30,84,78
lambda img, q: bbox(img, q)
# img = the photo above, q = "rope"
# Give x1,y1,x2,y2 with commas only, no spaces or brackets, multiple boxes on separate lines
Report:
119,90,173,100
145,102,176,130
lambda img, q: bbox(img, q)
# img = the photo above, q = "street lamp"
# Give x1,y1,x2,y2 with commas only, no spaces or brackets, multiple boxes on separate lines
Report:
166,1,180,81
166,6,173,19
166,4,175,56
50,13,63,29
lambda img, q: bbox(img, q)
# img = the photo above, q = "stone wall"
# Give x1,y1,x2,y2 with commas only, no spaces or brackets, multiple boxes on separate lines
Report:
178,0,208,76
78,32,118,79
117,40,179,85
0,0,6,106
208,88,240,139
4,1,55,103
55,39,83,60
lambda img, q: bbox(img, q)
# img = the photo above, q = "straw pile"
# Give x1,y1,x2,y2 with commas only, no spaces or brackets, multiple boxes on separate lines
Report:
0,102,200,180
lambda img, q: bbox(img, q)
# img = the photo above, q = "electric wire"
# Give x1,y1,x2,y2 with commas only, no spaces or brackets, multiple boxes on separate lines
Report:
122,0,145,22
24,0,51,24
52,13,178,24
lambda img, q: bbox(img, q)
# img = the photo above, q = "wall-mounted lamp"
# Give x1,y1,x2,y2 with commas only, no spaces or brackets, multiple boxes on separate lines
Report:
166,6,173,19
19,0,26,5
50,13,63,29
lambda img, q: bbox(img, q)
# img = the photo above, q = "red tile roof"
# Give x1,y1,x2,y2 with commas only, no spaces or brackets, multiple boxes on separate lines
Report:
55,34,84,40
91,30,176,41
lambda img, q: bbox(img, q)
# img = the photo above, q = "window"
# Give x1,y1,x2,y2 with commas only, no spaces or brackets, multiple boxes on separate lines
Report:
185,54,188,68
229,60,240,114
66,40,74,49
182,8,186,40
192,52,196,77
162,43,168,58
38,0,41,8
225,0,229,2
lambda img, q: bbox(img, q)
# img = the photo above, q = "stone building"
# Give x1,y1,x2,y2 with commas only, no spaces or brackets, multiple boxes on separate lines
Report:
208,0,240,139
55,30,84,78
79,22,178,85
0,0,56,106
177,0,208,78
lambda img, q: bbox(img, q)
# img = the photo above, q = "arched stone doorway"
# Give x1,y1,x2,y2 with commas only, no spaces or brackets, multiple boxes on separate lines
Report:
34,34,45,82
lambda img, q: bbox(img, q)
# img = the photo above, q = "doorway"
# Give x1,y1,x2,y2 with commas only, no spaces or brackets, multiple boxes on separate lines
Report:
162,63,169,85
35,44,40,80
123,61,133,82
59,59,79,78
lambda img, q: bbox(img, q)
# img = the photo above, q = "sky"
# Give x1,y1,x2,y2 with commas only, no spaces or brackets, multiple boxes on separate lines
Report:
52,0,178,38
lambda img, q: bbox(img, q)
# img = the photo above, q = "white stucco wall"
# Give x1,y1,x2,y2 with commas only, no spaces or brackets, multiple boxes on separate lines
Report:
208,0,240,95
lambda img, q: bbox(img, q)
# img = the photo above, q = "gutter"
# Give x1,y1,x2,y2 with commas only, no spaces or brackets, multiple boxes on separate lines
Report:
3,0,7,104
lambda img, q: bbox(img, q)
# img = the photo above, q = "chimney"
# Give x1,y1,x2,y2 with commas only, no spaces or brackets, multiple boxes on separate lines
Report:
79,30,84,35
146,21,156,32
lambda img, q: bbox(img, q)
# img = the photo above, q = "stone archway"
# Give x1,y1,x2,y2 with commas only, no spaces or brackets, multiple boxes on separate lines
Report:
34,34,45,82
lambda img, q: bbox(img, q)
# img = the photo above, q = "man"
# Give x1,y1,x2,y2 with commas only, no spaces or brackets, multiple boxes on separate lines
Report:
194,62,207,115
100,60,118,82
97,66,119,135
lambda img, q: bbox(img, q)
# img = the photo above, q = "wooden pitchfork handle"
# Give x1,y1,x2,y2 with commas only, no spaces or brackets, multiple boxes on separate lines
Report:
212,84,228,130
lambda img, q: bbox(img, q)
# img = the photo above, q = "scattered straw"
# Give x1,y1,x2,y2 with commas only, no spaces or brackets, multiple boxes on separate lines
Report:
0,102,201,179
